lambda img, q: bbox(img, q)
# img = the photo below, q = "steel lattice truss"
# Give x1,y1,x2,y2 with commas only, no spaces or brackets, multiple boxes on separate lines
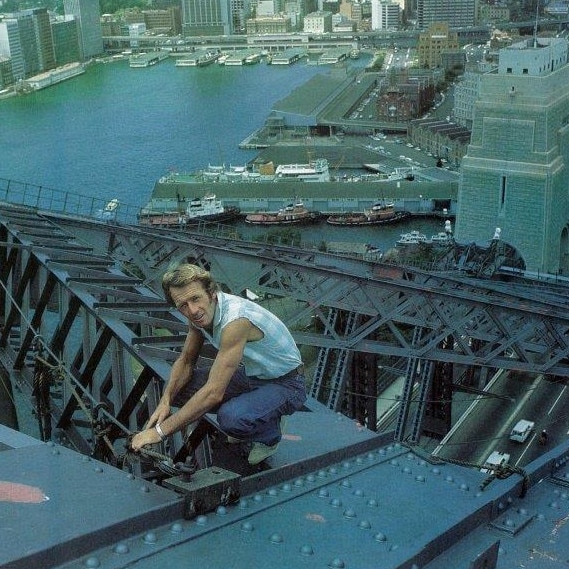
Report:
1,204,569,457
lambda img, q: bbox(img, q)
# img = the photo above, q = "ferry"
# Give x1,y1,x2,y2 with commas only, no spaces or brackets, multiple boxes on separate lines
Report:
175,49,221,67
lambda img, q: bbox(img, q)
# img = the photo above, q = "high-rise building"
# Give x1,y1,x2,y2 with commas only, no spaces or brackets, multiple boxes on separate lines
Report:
181,0,233,36
416,0,475,29
63,0,103,59
0,18,25,80
455,37,569,274
21,8,55,72
370,0,400,30
51,16,82,66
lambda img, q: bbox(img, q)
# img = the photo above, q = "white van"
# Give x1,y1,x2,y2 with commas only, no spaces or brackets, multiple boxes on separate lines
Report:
509,419,535,443
480,451,510,473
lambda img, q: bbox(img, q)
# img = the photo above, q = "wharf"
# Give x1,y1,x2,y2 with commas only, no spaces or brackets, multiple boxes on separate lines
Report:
129,51,169,67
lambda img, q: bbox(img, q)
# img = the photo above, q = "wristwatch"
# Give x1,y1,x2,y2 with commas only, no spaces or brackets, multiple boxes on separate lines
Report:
155,423,167,441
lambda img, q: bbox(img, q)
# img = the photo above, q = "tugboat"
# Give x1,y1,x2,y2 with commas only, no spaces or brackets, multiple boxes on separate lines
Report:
245,200,320,225
139,193,240,227
327,201,410,226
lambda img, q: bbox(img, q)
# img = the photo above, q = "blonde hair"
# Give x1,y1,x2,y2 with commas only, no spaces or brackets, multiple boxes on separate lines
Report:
162,263,218,305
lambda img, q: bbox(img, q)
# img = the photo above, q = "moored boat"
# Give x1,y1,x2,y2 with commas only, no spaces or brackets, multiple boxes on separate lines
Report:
245,201,320,225
396,230,428,246
139,193,241,227
327,201,410,226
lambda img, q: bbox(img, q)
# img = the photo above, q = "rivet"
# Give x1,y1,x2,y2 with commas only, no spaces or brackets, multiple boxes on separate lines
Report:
294,478,305,487
379,449,386,456
445,475,454,483
52,449,60,455
300,544,314,556
282,483,293,492
330,498,343,507
239,499,250,509
340,480,352,488
195,515,208,525
329,467,338,475
114,543,129,554
505,518,515,527
459,483,469,491
241,521,254,532
270,533,284,544
143,532,157,544
432,467,441,475
216,506,228,516
318,488,330,498
402,466,412,474
85,557,100,568
374,532,387,542
343,508,356,519
366,452,375,460
126,473,135,480
415,475,426,483
267,488,279,497
170,523,184,533
550,501,560,509
358,520,371,529
328,557,345,568
306,474,316,483
318,470,328,478
353,489,365,497
390,459,399,467
82,456,91,462
140,485,151,493
356,457,364,465
253,494,263,502
342,461,351,469
367,499,379,507
518,508,528,516
94,466,103,473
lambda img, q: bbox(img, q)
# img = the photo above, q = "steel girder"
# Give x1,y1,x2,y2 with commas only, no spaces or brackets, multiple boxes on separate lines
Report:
2,204,569,458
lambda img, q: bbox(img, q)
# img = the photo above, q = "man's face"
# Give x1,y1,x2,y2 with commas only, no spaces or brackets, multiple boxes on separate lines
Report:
170,282,216,330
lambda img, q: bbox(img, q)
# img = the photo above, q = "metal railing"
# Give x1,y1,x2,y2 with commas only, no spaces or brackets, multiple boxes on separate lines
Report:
0,177,141,224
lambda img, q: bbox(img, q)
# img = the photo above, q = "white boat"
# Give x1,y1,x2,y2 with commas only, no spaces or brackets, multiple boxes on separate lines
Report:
397,230,428,246
274,158,331,182
429,232,451,245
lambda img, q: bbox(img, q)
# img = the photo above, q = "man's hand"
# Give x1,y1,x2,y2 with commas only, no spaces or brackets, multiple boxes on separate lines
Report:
147,401,171,429
130,427,161,451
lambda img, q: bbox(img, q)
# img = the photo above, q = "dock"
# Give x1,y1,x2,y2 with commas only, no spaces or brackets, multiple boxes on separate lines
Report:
269,48,307,65
129,51,169,68
223,50,263,66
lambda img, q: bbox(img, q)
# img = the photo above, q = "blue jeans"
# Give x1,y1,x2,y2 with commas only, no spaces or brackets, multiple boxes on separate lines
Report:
173,366,307,446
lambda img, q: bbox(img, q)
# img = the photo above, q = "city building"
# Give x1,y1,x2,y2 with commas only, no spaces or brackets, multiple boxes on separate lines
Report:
478,0,510,24
21,8,55,72
370,0,400,30
246,14,292,33
303,10,333,33
0,54,13,88
416,22,459,69
63,0,103,59
51,15,82,66
0,9,56,80
456,37,569,274
181,0,233,36
416,0,476,29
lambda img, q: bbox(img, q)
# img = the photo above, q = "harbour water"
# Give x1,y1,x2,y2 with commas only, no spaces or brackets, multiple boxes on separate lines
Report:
0,54,447,252
0,57,350,207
